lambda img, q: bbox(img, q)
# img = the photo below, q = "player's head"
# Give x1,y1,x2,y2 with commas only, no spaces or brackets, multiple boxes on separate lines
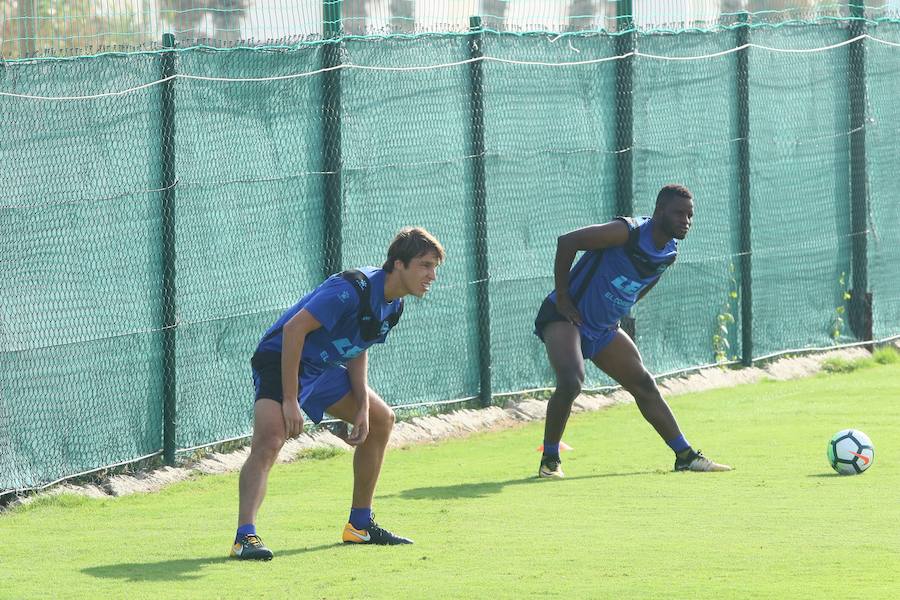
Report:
653,184,694,240
383,227,445,297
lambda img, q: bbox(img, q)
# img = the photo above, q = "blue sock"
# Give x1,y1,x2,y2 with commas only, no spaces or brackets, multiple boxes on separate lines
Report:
349,507,372,530
543,442,560,457
236,523,256,541
666,434,691,454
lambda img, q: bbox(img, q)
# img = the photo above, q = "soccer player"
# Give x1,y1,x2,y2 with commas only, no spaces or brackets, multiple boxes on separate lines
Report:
534,184,731,478
231,227,445,559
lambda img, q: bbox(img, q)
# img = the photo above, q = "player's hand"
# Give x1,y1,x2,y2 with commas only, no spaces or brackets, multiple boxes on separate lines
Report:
345,409,370,447
282,401,304,439
556,293,583,327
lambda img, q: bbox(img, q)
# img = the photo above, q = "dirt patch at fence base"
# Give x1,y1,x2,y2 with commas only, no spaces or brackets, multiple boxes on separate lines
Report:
6,345,889,508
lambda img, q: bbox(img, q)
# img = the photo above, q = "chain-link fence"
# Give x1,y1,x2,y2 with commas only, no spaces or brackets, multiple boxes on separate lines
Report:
2,2,899,493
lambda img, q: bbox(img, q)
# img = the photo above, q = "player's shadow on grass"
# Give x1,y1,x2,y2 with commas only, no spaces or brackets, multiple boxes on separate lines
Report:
82,543,338,582
389,471,657,500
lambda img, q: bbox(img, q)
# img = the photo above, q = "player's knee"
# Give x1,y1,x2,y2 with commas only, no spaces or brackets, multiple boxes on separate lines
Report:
369,398,395,437
369,412,394,440
628,370,658,398
556,372,584,400
252,435,284,465
376,406,395,432
639,370,658,391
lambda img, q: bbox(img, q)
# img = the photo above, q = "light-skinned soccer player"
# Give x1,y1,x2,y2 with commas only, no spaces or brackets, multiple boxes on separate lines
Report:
231,227,445,559
534,184,731,478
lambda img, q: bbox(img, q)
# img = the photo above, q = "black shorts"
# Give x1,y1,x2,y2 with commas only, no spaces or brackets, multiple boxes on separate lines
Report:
533,298,620,359
250,351,293,404
533,298,569,341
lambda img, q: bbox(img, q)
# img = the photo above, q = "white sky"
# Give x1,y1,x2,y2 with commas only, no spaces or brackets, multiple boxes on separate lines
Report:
132,0,900,43
242,1,719,39
141,0,725,41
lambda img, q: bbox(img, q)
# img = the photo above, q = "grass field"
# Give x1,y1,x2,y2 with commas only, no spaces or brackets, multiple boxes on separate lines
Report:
3,360,899,599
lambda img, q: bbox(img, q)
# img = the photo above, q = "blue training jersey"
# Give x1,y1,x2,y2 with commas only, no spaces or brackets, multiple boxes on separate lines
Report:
548,217,677,336
256,267,402,373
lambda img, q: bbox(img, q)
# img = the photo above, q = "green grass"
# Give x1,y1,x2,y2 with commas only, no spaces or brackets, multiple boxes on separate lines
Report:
3,363,899,599
295,446,347,461
822,345,899,373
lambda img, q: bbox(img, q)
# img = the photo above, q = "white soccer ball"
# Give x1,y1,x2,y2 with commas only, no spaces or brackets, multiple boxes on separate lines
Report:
827,429,874,475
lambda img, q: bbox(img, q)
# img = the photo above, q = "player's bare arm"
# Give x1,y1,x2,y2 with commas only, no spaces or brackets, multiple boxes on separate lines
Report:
554,220,630,325
345,351,370,446
280,308,322,438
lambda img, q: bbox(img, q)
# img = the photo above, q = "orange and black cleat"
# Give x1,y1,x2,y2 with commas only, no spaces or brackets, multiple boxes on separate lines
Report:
342,519,413,545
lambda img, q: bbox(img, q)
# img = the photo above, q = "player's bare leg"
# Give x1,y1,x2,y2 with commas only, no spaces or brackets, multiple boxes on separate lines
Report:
592,330,731,472
327,389,412,544
539,321,587,478
232,399,285,559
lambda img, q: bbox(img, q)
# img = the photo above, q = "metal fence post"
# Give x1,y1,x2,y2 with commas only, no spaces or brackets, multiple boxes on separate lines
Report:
848,4,872,346
615,1,635,340
736,12,753,366
468,16,492,407
614,0,634,218
160,33,178,465
323,0,344,277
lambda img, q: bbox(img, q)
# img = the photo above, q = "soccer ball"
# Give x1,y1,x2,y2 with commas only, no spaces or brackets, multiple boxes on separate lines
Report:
827,429,874,475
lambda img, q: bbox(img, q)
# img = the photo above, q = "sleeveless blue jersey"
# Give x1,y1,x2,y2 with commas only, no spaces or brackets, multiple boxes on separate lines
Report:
548,217,677,337
255,267,402,374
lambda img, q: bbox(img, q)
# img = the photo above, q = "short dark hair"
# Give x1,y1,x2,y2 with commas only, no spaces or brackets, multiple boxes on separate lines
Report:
655,184,693,211
382,227,445,272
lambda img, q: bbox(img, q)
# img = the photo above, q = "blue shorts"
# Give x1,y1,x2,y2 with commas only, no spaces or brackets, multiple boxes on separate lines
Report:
251,352,351,424
534,298,619,360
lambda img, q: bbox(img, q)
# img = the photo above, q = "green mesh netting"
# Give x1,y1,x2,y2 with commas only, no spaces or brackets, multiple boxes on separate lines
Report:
2,56,168,490
172,48,326,448
482,33,620,392
747,25,854,357
866,25,900,341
